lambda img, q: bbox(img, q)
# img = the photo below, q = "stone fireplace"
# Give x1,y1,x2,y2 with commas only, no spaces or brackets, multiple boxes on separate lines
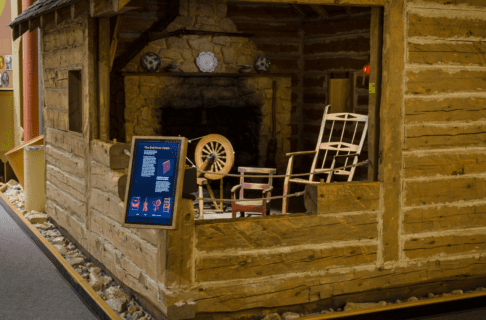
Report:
124,75,291,174
122,0,293,174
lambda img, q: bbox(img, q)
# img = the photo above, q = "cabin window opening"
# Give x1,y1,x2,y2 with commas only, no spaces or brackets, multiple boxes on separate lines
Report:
68,70,82,133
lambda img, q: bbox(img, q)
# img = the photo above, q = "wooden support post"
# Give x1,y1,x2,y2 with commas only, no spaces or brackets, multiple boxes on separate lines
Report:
99,17,110,141
109,15,122,71
220,178,223,211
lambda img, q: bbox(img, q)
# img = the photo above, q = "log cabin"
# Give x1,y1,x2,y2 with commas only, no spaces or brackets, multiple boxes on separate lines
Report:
8,0,486,319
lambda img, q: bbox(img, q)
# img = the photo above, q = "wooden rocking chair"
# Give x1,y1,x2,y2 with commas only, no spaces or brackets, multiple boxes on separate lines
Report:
282,105,368,214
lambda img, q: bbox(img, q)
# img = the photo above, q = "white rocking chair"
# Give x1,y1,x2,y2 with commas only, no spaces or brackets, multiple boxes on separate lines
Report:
282,105,368,214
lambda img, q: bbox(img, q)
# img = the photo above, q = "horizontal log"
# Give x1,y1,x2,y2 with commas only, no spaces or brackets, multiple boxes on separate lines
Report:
408,42,486,66
270,57,300,71
90,161,125,197
303,75,327,88
43,26,84,51
42,46,84,70
196,243,377,282
44,109,68,131
407,70,486,96
403,151,486,178
90,210,157,280
195,212,378,253
305,57,368,72
404,234,486,260
227,4,302,20
403,203,486,234
304,36,370,55
46,181,85,221
405,97,486,124
404,123,486,150
233,0,384,5
318,181,380,213
408,14,486,39
404,177,486,207
46,164,85,202
255,42,299,55
43,69,70,89
189,256,486,312
46,127,85,157
90,187,126,224
303,17,371,36
408,0,486,7
43,89,68,110
45,145,85,178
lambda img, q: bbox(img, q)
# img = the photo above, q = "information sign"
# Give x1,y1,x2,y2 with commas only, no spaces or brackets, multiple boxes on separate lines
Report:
123,136,187,230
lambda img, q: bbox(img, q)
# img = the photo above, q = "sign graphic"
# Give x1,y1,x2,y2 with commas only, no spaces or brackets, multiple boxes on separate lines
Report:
123,136,187,229
369,83,375,93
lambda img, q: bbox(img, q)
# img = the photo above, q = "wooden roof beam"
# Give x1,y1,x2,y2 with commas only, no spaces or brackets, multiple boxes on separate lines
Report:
310,5,328,18
72,0,90,20
19,20,29,36
55,6,72,26
91,0,143,17
29,16,40,32
40,12,55,29
12,24,20,41
109,15,123,71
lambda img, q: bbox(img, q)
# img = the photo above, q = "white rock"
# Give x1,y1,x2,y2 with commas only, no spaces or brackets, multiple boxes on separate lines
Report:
44,222,56,229
67,256,85,267
51,236,67,246
7,179,19,186
33,223,49,230
89,272,106,291
26,212,48,224
452,290,463,295
67,244,76,250
106,298,128,313
103,275,112,286
281,312,300,319
52,244,67,255
90,267,102,274
86,262,94,268
408,297,418,302
106,286,130,301
427,293,435,299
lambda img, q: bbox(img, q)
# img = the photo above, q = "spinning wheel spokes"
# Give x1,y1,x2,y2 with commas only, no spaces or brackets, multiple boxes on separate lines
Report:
195,134,235,180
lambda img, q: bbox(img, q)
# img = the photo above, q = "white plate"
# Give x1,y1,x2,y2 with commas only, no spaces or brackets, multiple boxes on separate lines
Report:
196,52,218,73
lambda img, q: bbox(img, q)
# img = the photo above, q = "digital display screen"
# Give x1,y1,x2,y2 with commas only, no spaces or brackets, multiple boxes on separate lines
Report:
124,139,182,226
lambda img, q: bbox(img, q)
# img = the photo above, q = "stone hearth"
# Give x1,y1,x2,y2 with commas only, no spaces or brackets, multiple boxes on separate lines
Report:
124,75,292,174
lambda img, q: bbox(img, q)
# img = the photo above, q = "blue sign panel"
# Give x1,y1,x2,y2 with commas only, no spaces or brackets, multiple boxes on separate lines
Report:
124,137,186,228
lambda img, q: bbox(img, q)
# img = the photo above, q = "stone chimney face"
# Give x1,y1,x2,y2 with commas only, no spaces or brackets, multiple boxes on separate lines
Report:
123,0,263,73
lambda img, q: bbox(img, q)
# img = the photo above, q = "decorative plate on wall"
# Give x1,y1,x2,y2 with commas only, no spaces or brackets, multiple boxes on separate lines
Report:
141,52,162,72
196,52,218,73
254,56,271,73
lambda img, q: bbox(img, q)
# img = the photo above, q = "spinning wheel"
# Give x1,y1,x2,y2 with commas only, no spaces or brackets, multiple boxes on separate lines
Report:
195,134,234,180
194,134,234,217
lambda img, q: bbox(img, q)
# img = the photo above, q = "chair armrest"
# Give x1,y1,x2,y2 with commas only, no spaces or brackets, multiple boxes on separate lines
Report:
286,150,316,157
334,153,359,159
231,184,242,193
262,186,273,193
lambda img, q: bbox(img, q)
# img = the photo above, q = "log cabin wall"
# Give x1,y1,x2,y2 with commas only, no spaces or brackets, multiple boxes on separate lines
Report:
41,10,90,255
301,7,371,178
227,2,303,157
402,0,486,264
